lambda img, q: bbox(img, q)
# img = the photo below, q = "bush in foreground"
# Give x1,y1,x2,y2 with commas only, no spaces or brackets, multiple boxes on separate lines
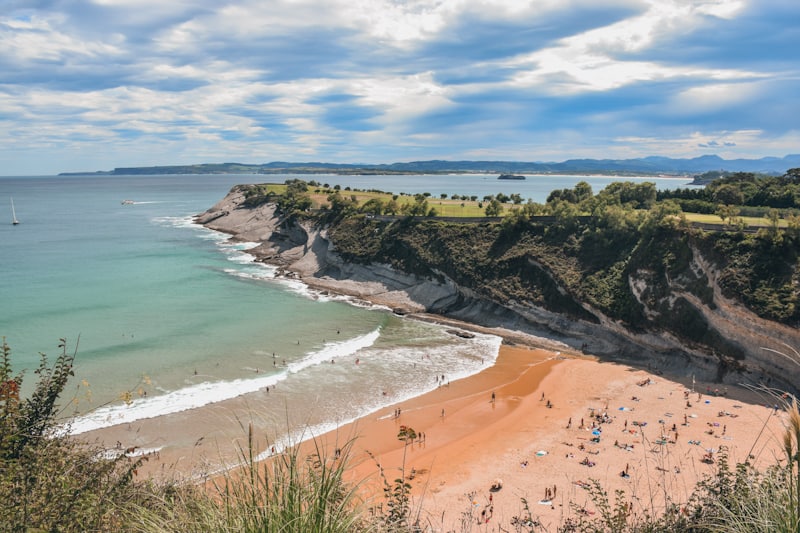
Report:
5,336,800,532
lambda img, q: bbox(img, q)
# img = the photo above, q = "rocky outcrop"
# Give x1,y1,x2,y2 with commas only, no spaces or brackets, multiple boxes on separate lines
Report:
196,189,800,393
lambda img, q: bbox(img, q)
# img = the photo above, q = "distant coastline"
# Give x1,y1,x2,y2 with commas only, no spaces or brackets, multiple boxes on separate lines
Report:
57,153,800,177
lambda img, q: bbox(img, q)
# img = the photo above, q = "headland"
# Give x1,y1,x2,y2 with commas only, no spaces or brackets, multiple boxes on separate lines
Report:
148,186,788,528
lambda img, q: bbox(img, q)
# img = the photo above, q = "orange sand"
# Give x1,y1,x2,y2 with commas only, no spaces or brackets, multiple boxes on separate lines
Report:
87,342,787,531
305,345,786,530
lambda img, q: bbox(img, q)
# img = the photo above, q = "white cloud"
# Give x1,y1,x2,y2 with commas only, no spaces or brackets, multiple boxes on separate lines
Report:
0,0,796,174
669,81,763,114
504,0,753,93
695,0,747,19
348,72,451,125
0,13,122,62
613,129,767,157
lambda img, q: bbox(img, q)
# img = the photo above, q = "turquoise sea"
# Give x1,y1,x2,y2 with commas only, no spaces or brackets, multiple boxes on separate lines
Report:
0,173,693,451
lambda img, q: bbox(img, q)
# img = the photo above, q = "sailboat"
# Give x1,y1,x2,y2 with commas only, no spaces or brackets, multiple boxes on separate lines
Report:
11,197,19,225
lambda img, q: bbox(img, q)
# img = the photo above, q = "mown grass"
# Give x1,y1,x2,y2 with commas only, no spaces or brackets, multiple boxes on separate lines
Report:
307,189,507,217
259,181,788,227
683,212,785,227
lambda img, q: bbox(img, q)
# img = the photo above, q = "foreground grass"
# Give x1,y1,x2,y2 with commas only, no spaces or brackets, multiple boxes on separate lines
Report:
5,339,800,532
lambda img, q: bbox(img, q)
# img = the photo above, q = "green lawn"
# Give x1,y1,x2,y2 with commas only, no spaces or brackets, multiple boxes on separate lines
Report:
264,183,790,226
683,212,784,227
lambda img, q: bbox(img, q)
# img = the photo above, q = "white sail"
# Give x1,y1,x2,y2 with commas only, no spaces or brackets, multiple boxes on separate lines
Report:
11,197,19,225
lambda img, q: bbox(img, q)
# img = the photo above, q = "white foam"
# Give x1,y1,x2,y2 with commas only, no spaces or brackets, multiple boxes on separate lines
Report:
226,251,264,265
278,278,333,301
68,372,287,435
288,328,381,374
251,331,502,463
224,267,278,281
68,328,383,435
152,215,198,229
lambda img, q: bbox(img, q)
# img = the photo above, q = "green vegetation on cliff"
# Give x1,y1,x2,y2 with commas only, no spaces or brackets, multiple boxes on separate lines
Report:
243,172,800,366
322,190,799,327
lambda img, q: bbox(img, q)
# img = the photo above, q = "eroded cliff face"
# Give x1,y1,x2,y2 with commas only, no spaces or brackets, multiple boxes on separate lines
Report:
629,244,800,388
196,190,800,392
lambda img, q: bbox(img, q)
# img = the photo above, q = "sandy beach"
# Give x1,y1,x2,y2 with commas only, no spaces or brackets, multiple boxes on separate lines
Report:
81,316,788,531
301,344,787,530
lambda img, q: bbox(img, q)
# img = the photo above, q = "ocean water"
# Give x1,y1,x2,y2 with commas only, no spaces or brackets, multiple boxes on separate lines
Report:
0,173,693,445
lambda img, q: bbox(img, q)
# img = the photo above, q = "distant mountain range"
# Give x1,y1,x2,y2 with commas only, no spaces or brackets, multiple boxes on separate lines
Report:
60,154,800,177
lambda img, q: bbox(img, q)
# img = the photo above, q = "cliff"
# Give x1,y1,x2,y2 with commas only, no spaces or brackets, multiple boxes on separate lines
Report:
196,186,800,392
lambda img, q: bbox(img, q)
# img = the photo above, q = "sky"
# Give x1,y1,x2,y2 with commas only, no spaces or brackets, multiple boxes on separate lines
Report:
1,0,799,175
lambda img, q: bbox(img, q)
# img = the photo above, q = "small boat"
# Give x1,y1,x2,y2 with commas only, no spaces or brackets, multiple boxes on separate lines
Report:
10,197,19,225
121,199,135,205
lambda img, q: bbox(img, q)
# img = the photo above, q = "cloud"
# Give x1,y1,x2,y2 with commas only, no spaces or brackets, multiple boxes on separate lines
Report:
0,0,798,174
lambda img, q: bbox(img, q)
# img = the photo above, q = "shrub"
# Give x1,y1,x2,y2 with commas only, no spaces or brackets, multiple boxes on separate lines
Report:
0,337,142,532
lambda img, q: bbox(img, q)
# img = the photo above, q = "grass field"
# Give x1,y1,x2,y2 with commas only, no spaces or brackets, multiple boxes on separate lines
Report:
683,212,782,227
262,183,787,226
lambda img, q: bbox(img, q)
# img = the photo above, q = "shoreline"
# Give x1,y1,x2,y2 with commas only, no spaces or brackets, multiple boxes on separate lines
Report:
75,209,788,530
304,346,786,529
82,319,786,530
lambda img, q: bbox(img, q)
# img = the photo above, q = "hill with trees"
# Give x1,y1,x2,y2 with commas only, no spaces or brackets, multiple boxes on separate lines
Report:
59,154,800,176
5,169,800,532
199,170,800,393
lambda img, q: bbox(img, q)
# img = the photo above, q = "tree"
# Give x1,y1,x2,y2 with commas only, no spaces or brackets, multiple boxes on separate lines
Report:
360,198,385,215
712,184,745,205
403,194,430,216
599,181,656,209
326,191,358,220
574,181,593,203
522,199,545,217
384,199,400,215
485,198,503,217
767,208,781,230
641,200,685,234
715,204,741,226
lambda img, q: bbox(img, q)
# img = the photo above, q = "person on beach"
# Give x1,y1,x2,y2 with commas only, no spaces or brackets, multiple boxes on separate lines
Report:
491,391,496,403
